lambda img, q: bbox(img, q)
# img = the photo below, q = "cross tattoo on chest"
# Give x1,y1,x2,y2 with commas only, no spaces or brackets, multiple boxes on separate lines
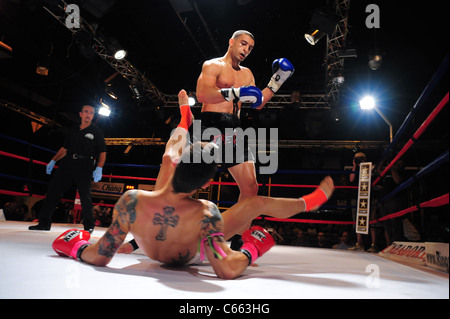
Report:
153,206,179,241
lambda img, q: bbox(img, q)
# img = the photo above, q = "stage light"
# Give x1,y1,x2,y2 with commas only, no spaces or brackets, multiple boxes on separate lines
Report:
188,92,198,106
129,83,143,100
114,49,127,60
359,95,393,142
368,54,383,70
36,64,49,76
99,99,111,116
108,38,127,60
332,75,345,85
36,58,50,76
305,29,325,46
304,11,337,46
359,96,375,110
106,84,118,99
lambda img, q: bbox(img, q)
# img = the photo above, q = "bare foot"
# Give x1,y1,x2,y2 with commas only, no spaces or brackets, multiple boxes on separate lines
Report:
178,89,194,125
319,176,334,199
178,89,189,106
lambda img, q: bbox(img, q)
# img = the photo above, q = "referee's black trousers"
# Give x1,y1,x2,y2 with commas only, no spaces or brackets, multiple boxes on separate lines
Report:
38,158,94,229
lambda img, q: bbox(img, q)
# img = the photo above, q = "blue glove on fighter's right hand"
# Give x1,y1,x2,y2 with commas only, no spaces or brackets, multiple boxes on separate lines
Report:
46,160,56,175
220,85,263,109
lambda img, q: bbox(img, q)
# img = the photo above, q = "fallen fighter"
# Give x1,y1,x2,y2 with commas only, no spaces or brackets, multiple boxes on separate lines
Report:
52,90,334,279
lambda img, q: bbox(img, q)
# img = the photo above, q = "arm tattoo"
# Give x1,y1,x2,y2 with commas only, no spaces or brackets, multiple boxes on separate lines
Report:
200,202,225,242
98,190,138,257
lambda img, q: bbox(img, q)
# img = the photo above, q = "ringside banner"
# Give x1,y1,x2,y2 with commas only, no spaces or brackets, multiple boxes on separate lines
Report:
356,162,372,234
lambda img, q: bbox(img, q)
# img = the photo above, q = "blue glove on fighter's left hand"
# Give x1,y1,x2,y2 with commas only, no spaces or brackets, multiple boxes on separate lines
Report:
93,167,103,182
267,58,295,93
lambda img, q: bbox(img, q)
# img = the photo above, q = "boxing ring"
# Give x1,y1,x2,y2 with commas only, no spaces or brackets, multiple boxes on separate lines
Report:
0,221,447,300
0,55,448,300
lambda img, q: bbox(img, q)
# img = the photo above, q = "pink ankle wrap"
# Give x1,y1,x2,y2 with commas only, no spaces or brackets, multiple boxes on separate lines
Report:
301,188,328,212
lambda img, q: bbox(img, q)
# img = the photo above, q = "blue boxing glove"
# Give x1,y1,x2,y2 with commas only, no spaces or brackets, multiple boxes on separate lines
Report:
267,58,295,93
220,85,263,108
93,167,103,182
46,160,56,175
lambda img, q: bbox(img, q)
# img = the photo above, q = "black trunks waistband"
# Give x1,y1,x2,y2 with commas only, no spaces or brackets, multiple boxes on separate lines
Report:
199,112,240,130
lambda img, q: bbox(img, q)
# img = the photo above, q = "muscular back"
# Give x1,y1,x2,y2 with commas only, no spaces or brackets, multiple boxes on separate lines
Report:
103,190,224,266
197,57,255,114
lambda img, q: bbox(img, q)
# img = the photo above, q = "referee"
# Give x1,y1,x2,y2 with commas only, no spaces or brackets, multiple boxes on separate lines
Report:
29,105,106,233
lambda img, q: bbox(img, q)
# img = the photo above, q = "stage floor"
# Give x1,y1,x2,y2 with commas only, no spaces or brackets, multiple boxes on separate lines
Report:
0,221,448,299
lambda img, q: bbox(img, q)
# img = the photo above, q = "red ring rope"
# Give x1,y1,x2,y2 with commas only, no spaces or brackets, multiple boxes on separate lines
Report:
372,92,448,186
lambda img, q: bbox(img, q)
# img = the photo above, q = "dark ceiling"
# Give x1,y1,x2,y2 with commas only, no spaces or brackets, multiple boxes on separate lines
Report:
0,0,448,151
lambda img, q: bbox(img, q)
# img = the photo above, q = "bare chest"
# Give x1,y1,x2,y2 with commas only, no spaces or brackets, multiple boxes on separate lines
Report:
216,66,251,89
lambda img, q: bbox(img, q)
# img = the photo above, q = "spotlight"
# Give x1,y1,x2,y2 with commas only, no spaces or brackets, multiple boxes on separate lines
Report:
368,54,383,70
108,38,127,60
359,96,375,110
188,92,198,106
36,64,49,76
106,84,118,99
332,75,345,85
36,58,50,76
304,29,326,46
99,99,111,116
304,11,337,46
332,110,340,122
114,49,127,60
129,83,143,100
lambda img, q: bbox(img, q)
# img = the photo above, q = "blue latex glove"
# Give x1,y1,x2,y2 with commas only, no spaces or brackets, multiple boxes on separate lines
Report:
46,160,56,175
93,167,103,182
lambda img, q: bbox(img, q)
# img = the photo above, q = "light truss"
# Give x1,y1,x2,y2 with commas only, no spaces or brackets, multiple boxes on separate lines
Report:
42,1,165,104
105,137,387,150
325,0,351,107
0,99,61,128
163,93,330,109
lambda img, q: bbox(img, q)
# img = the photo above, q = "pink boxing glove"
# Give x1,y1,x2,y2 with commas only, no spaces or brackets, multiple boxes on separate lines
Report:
240,226,275,265
52,229,91,261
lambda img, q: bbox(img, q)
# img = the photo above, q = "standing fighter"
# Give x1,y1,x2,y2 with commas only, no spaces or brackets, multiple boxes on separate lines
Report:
52,90,334,280
196,30,294,247
29,105,106,232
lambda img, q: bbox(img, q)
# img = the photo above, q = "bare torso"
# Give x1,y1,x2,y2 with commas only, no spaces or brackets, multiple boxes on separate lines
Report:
129,190,222,265
198,57,254,115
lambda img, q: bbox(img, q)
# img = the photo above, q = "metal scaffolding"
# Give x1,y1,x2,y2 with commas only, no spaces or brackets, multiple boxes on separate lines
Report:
43,1,350,110
325,0,351,108
42,1,166,104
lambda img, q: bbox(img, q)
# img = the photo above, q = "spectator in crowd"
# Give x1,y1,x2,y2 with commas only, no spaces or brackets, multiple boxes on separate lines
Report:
332,231,353,250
